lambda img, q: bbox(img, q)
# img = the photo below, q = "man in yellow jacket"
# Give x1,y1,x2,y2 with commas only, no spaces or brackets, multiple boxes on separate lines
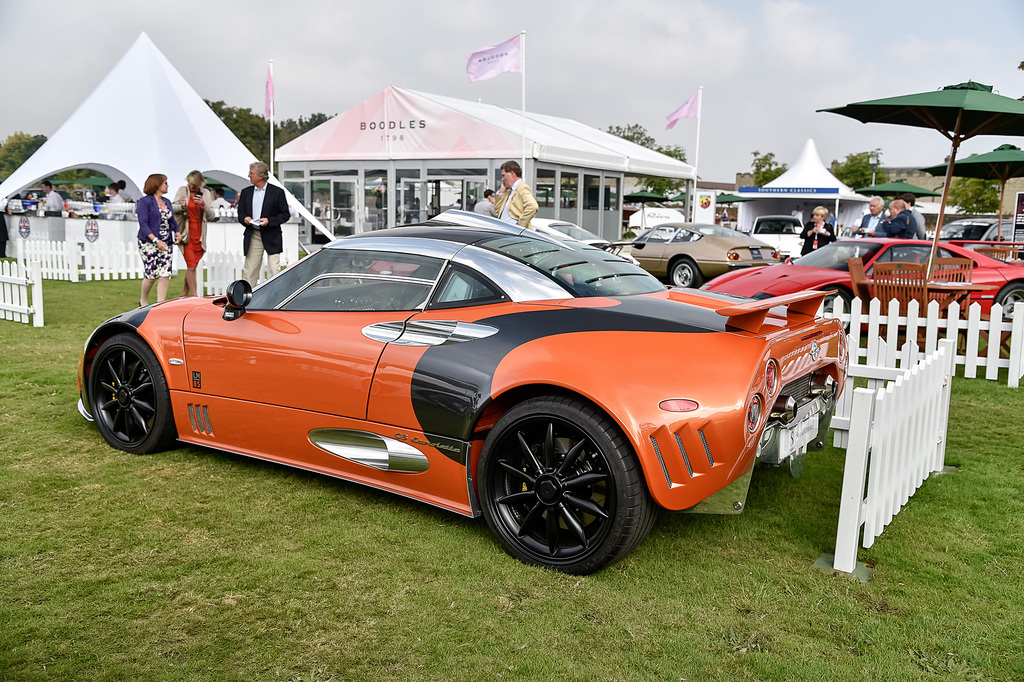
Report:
493,160,538,228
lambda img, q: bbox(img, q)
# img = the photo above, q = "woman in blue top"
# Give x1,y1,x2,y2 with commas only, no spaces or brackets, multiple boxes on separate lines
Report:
136,174,180,306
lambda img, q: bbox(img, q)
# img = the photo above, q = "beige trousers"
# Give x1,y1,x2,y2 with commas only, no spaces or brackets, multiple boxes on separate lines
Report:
243,229,280,288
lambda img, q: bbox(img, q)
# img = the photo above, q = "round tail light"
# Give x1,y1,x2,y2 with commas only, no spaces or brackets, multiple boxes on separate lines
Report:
765,359,779,397
727,251,740,261
746,394,763,432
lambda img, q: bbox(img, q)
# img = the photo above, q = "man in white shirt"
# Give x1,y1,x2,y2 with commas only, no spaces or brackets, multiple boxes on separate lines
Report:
791,204,804,225
209,188,232,220
856,196,885,237
41,181,63,216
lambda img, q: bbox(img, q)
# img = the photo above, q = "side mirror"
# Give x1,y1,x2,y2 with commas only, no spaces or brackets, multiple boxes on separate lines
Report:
223,279,252,321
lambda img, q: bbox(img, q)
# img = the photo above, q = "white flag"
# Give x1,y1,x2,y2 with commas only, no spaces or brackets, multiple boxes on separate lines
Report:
466,35,522,83
666,90,700,130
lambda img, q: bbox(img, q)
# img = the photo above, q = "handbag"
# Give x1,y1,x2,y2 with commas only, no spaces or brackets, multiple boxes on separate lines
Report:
178,192,193,245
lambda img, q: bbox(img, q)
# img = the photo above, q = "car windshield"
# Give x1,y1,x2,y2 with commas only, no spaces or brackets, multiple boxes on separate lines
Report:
480,236,664,297
692,224,742,238
940,222,991,240
792,241,883,271
248,247,444,310
549,222,603,242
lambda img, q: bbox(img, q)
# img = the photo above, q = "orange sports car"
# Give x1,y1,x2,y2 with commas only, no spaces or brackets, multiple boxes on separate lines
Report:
78,211,847,574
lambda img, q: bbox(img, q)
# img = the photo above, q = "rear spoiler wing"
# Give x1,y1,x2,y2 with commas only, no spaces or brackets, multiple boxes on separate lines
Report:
715,290,827,334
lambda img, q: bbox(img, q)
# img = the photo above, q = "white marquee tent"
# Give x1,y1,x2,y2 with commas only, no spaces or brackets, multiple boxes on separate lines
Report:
736,139,870,232
0,32,326,235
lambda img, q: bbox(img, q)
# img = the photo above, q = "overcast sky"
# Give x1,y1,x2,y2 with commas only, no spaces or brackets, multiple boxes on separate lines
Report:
2,0,1021,182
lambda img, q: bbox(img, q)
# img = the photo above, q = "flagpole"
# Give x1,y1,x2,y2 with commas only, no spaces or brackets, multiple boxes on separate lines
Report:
691,85,702,220
520,30,526,176
268,59,276,174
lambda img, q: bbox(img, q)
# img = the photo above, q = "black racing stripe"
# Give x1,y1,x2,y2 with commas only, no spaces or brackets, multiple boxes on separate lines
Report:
410,297,727,439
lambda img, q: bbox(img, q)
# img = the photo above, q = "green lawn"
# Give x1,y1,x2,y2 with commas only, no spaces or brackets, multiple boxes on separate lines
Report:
2,277,1022,681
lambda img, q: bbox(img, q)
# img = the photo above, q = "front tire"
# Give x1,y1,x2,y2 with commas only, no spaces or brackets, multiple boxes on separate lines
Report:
90,333,177,454
669,258,703,288
996,282,1024,318
478,396,656,574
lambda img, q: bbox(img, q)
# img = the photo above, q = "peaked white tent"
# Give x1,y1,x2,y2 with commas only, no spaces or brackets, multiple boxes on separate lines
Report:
736,139,869,232
0,32,327,236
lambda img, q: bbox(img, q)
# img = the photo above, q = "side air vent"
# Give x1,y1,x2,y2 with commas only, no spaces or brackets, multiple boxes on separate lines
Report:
673,433,694,477
187,404,214,435
697,429,714,466
649,435,672,486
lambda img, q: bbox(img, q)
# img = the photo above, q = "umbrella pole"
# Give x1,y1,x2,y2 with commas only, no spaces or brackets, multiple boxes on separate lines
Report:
928,109,964,279
998,178,1007,241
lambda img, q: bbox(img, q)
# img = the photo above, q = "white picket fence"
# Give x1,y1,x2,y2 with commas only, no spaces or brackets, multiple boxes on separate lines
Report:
195,251,276,297
825,296,1024,388
16,240,279,295
0,260,44,326
828,339,956,573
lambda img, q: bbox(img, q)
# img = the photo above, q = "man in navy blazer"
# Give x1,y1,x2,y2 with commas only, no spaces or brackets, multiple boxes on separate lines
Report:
855,196,885,237
237,161,290,287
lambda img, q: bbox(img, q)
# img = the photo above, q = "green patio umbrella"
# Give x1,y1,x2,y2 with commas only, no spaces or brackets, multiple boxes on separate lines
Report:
668,191,688,202
819,81,1024,276
921,143,1024,239
715,192,753,203
623,191,668,232
624,190,668,203
854,178,940,197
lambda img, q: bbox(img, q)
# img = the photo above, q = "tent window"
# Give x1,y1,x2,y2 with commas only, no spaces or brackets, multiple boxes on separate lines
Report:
536,169,556,208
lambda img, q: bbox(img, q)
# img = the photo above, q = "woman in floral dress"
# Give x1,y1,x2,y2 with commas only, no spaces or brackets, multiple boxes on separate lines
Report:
136,174,180,306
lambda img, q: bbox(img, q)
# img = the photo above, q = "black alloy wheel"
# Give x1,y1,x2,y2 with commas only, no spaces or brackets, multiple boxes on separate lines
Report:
478,395,656,574
90,333,177,454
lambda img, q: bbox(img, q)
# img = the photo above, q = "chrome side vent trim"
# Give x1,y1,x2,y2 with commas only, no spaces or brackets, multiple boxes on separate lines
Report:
362,320,498,347
187,404,213,435
673,433,693,477
309,429,429,473
697,429,714,466
649,435,672,487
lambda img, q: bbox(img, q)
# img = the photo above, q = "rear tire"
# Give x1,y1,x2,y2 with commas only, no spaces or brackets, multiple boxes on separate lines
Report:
669,258,703,288
89,333,177,454
478,396,656,574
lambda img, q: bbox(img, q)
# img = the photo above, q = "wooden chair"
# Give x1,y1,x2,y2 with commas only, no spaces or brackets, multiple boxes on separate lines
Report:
976,245,1018,261
848,257,872,302
930,257,973,283
871,262,927,313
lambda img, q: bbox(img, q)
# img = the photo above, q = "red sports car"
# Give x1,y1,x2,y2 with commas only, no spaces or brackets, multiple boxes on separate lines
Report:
703,238,1024,314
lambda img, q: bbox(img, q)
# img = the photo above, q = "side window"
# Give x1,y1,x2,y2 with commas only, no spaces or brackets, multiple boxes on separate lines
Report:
888,245,931,265
670,230,696,244
428,266,507,309
644,227,677,243
282,276,431,311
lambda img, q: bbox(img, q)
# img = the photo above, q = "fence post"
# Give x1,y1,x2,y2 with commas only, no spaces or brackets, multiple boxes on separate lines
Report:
833,388,876,573
1010,303,1024,389
30,260,43,327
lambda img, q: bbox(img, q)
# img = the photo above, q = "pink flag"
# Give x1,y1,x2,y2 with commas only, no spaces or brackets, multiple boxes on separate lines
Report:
264,65,274,120
666,90,700,130
466,35,522,83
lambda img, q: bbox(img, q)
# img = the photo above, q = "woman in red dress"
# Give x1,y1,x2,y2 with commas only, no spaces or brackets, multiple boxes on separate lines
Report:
172,170,215,297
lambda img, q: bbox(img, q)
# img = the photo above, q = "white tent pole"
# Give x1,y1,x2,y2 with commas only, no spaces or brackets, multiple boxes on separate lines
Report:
269,59,274,174
691,85,702,220
520,30,526,175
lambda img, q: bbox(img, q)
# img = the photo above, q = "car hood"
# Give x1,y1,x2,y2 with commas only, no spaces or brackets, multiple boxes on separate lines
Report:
703,263,840,296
